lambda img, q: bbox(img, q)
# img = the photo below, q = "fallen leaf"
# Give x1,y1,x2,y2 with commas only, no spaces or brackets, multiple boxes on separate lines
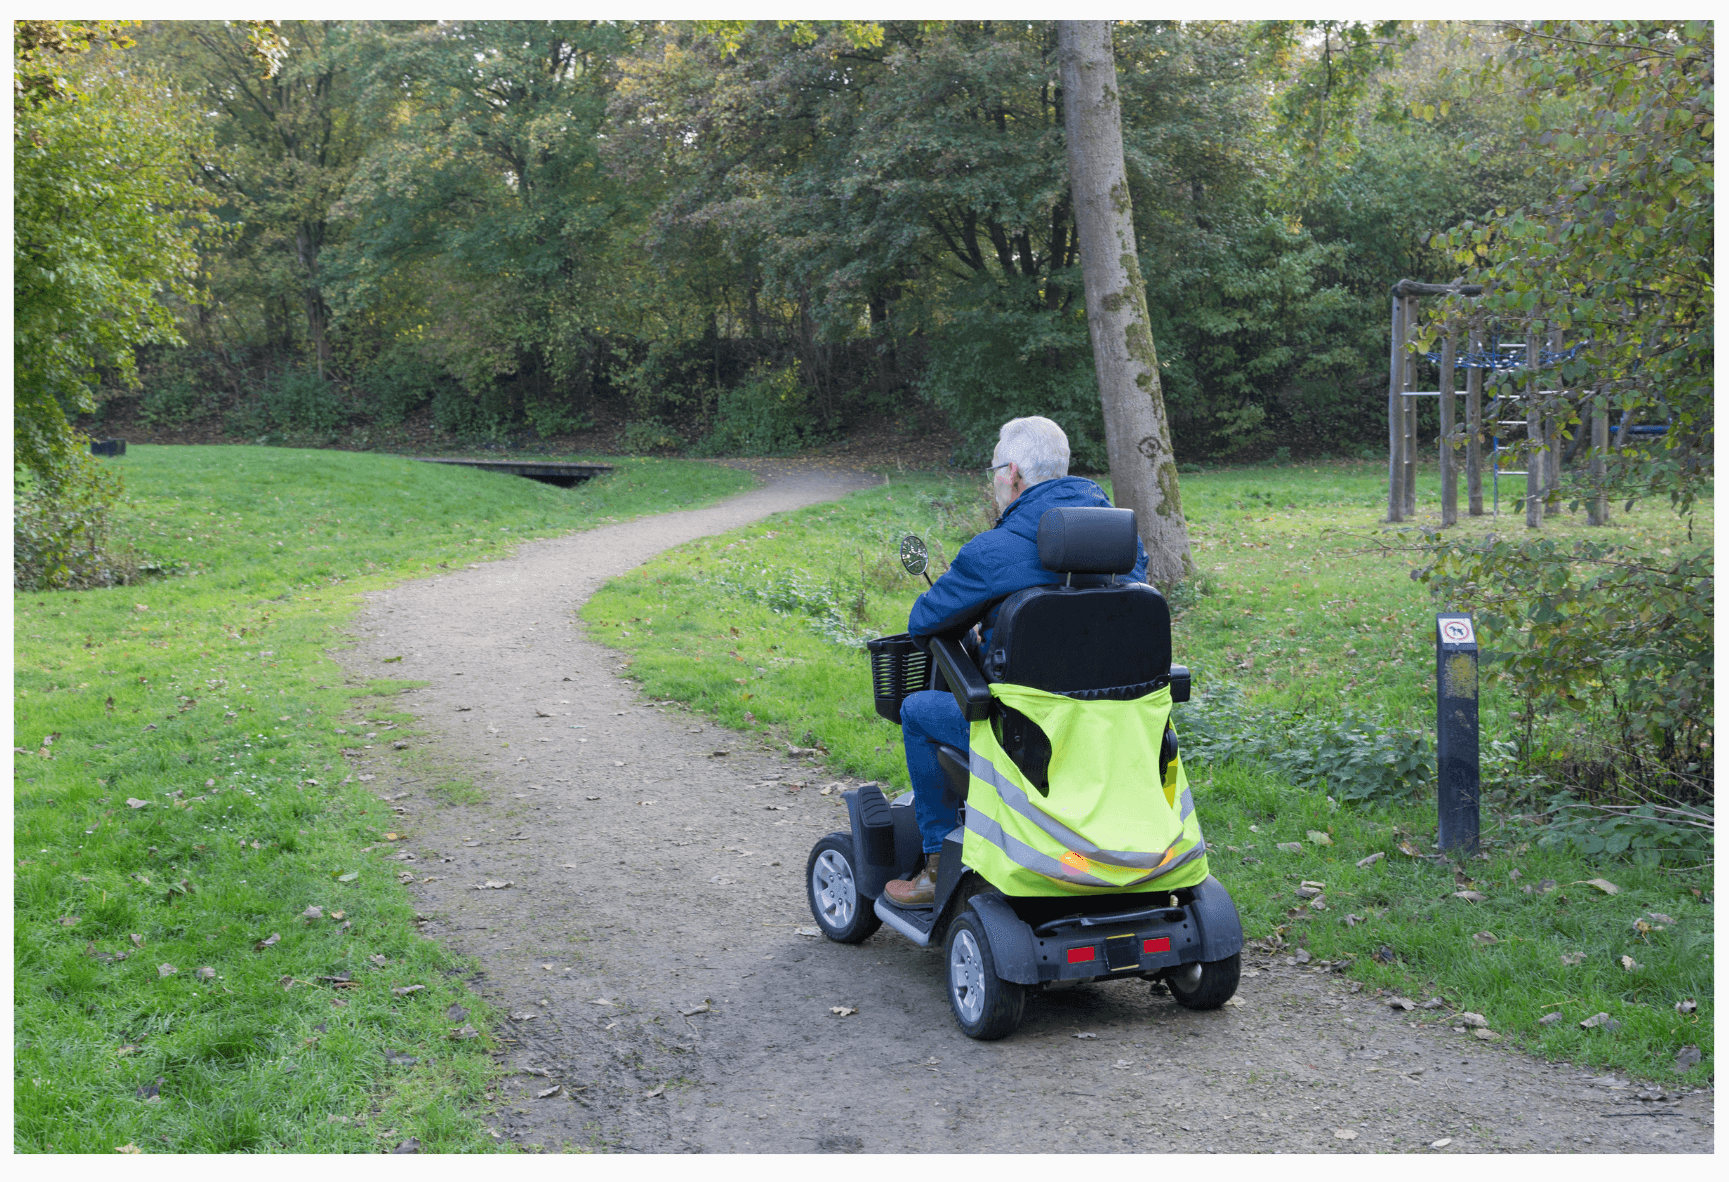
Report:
1386,997,1417,1011
509,1011,538,1021
384,1050,418,1066
1341,913,1365,927
1674,1045,1702,1073
335,872,358,882
125,798,149,809
1355,851,1385,869
1334,1129,1357,1141
1453,890,1486,903
1648,911,1677,926
1275,842,1304,854
1578,1012,1622,1031
115,1144,142,1153
796,926,821,937
1372,944,1397,964
1472,931,1498,945
1306,830,1333,847
1535,878,1557,893
446,1003,469,1022
1223,996,1245,1007
679,1002,711,1016
158,963,177,977
447,1025,479,1040
196,966,215,981
1293,948,1311,964
1458,1012,1487,1027
590,997,615,1006
383,832,403,841
535,1084,562,1099
1473,1028,1502,1042
1295,885,1323,899
1073,1031,1097,1039
136,1078,162,1101
393,984,425,996
1561,951,1586,966
58,915,79,926
1538,1012,1563,1026
300,905,323,921
535,710,552,718
1430,1138,1452,1150
130,933,144,947
254,933,281,951
830,1005,859,1017
279,975,298,990
1576,877,1620,895
1397,840,1422,857
642,1084,665,1099
474,880,513,890
1675,999,1697,1015
1621,955,1641,972
391,1139,420,1154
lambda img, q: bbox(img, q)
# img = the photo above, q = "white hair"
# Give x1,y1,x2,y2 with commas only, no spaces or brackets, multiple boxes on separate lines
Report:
994,416,1070,485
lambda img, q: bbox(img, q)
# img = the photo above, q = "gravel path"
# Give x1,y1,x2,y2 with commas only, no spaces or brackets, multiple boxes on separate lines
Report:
335,461,1712,1155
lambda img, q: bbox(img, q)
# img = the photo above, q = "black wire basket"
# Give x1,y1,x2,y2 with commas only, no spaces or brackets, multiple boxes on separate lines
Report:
867,633,930,724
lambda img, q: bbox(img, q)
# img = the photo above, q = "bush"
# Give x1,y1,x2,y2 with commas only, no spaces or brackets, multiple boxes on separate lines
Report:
13,450,142,590
693,362,822,456
1175,682,1432,804
619,417,686,455
355,349,452,425
139,375,213,427
430,382,513,441
260,368,347,433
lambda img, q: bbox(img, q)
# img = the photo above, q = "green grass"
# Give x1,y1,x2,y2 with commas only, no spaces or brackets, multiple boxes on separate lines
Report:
14,445,757,1153
580,460,1712,1085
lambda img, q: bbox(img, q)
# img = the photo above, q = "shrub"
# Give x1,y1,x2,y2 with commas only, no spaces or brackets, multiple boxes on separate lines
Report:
355,349,451,425
693,362,822,456
139,375,212,427
430,382,513,441
620,417,686,455
1175,682,1432,804
260,368,347,433
13,450,141,590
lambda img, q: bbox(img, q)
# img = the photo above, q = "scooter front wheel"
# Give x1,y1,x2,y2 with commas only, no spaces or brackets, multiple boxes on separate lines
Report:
945,911,1026,1040
806,833,883,944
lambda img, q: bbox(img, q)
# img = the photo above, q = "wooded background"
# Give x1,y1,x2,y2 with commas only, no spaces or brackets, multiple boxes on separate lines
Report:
39,19,1570,464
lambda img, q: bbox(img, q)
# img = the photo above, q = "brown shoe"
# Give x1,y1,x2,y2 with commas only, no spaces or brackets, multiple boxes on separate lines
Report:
884,853,940,907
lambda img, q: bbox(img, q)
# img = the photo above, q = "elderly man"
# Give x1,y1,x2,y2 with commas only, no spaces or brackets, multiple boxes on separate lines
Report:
886,415,1148,906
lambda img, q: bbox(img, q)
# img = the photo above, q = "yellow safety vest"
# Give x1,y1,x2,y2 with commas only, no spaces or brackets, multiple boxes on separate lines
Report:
961,682,1211,897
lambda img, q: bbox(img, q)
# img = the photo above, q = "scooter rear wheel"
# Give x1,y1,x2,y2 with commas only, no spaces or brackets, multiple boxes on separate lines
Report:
807,833,883,944
945,911,1026,1040
1167,952,1241,1010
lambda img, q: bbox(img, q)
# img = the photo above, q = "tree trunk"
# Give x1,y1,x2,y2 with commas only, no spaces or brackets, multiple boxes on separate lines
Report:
1057,21,1192,588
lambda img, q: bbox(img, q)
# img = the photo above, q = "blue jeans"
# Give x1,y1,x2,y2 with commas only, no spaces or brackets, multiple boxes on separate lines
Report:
900,689,968,853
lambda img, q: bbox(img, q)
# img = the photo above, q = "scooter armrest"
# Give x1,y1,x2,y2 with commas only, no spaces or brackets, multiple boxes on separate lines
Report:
930,637,992,722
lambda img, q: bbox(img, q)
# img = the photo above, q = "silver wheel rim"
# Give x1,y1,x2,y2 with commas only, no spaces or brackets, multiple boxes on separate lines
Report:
950,929,986,1024
812,849,856,931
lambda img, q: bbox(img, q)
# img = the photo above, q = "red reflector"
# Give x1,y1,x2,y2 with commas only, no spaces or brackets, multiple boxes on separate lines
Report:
1144,937,1171,954
1067,946,1096,965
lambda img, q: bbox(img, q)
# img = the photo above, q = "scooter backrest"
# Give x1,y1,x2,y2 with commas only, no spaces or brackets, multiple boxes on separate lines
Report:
1037,506,1139,574
986,582,1171,692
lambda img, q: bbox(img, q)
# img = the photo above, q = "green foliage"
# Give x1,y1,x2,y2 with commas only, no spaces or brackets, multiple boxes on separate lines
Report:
260,368,349,434
13,453,140,591
140,377,215,429
618,418,687,455
1533,794,1712,868
12,35,217,485
694,362,825,456
1176,683,1432,805
353,347,454,425
1420,533,1712,803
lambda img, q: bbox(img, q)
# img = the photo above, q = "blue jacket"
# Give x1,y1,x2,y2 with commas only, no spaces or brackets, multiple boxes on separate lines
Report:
907,476,1149,652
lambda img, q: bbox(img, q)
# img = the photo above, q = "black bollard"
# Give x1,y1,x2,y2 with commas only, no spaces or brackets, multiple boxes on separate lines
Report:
1435,614,1480,854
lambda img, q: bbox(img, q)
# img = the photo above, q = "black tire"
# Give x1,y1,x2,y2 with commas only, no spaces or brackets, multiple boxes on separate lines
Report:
806,833,882,944
944,910,1027,1040
1167,952,1241,1010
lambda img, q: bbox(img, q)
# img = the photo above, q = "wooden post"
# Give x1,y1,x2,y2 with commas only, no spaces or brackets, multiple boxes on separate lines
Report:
1588,386,1611,526
1439,329,1457,527
1525,327,1544,529
1403,295,1419,517
1466,325,1484,516
1544,327,1563,516
1387,295,1404,523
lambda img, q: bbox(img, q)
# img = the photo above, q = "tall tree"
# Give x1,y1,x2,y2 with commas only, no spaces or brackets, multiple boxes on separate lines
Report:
13,22,216,484
1057,21,1192,586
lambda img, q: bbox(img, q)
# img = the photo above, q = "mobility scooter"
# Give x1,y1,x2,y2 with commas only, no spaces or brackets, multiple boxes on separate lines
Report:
805,506,1243,1039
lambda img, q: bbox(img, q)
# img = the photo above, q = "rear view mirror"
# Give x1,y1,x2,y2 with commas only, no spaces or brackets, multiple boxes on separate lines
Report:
899,534,929,578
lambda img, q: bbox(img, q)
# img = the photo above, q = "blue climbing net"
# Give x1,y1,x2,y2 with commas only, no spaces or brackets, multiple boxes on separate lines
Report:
1423,334,1584,371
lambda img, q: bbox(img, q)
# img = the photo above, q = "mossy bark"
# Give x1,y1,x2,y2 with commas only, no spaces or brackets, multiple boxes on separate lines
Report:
1057,21,1192,588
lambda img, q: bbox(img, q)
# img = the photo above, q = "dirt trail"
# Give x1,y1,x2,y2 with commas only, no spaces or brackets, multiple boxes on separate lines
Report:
335,461,1711,1155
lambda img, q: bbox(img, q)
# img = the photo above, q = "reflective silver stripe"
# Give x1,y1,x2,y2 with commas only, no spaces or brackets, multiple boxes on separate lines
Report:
1179,787,1195,821
969,749,1173,871
964,808,1114,888
967,805,1208,889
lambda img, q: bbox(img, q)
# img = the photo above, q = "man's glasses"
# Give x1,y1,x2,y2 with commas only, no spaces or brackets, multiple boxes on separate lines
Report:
983,462,1012,476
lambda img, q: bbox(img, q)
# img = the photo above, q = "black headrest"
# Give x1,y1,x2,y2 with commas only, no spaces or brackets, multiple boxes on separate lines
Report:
1037,506,1138,574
